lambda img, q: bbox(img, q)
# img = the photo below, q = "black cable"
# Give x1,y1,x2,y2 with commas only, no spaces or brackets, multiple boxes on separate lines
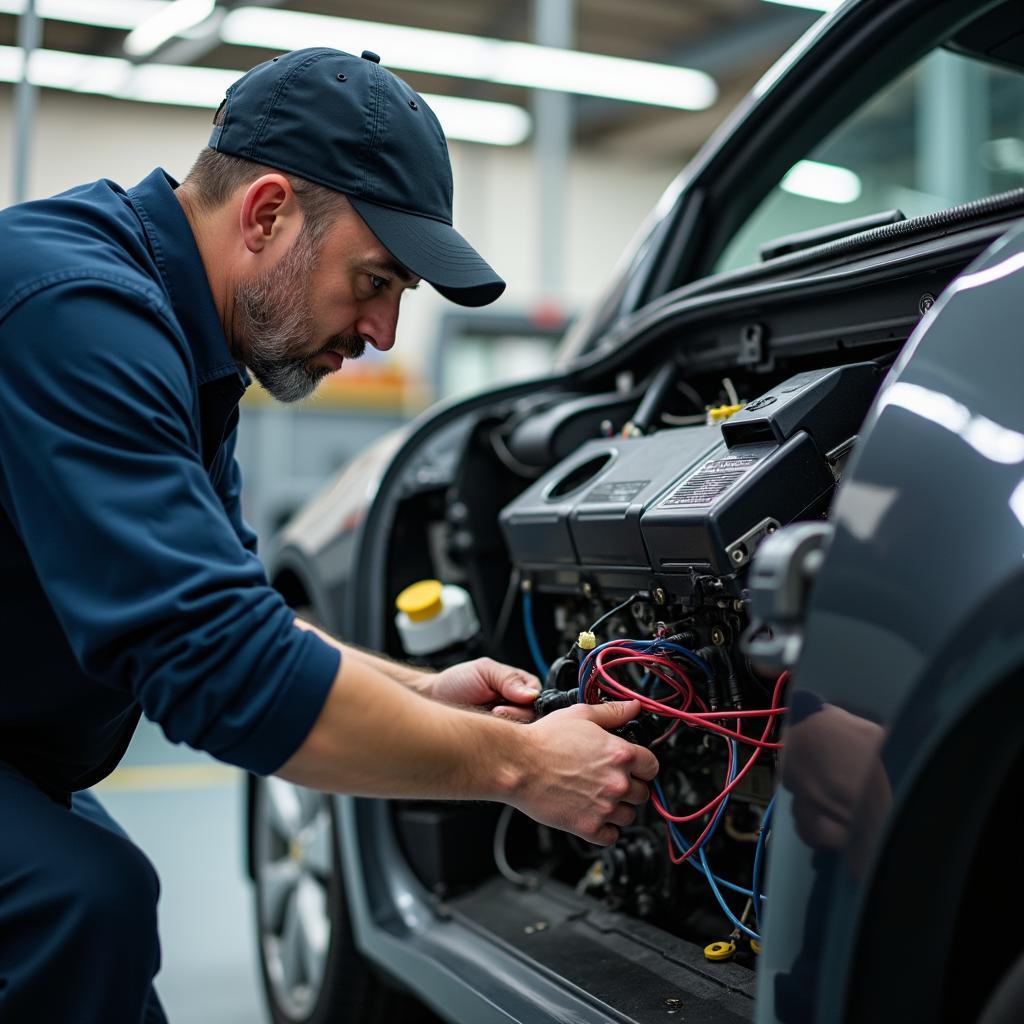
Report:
589,592,646,634
489,427,544,478
488,569,521,656
630,362,679,435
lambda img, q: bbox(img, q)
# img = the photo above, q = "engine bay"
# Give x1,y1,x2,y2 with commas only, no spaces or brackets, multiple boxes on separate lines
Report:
381,351,887,976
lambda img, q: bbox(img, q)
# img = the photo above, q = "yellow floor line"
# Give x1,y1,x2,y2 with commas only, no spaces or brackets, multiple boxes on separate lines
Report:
95,763,241,792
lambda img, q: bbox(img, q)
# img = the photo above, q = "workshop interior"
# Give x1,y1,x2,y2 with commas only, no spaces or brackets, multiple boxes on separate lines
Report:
3,1,1023,1022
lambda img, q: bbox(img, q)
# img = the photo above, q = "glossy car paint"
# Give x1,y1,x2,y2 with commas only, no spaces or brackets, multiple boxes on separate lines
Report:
256,0,1024,1019
759,222,1024,1022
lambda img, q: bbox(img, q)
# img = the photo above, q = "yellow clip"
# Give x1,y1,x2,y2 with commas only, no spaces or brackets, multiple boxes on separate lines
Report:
707,403,745,424
703,940,736,962
750,939,763,955
577,630,597,650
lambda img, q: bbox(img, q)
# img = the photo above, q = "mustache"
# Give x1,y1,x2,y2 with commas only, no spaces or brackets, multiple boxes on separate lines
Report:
313,334,366,361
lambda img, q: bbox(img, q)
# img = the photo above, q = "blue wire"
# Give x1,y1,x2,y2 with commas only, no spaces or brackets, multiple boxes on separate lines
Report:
656,745,762,941
752,797,774,933
656,781,751,896
649,641,715,679
700,847,759,941
521,588,549,679
576,638,712,704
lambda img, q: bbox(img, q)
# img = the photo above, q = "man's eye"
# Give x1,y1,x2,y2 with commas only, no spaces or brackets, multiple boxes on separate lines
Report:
369,274,388,291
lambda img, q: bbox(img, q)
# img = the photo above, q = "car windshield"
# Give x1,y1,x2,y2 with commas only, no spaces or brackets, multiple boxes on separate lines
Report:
714,47,1024,273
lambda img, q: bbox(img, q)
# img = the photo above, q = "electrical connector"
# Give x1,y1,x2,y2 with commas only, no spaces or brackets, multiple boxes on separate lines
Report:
577,630,597,650
535,687,579,717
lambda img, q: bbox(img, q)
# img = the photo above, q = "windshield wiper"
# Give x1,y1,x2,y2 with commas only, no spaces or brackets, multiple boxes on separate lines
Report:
760,209,905,261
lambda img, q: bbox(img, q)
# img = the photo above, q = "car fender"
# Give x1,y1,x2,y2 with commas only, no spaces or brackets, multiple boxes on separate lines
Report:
758,220,1024,1023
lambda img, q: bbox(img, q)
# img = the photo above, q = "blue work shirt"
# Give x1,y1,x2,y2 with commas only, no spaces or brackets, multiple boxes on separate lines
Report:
0,168,340,798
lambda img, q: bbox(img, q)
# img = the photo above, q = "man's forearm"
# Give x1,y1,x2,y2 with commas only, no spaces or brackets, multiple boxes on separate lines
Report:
278,627,663,847
277,648,523,800
294,616,433,694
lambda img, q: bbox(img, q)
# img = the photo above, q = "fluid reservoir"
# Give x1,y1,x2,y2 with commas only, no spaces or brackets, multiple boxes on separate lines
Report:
394,579,480,656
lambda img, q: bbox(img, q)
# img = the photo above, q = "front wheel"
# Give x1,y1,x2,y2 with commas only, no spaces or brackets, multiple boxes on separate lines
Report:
250,776,432,1024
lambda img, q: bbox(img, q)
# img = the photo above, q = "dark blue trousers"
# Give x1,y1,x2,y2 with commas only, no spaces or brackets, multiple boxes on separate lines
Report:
0,762,168,1023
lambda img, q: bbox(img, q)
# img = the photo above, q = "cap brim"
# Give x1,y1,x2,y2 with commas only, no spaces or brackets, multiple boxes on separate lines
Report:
349,196,505,307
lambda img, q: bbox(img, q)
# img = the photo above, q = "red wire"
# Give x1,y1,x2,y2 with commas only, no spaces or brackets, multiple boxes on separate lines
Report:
576,643,792,861
651,671,789,859
591,648,786,749
660,737,737,863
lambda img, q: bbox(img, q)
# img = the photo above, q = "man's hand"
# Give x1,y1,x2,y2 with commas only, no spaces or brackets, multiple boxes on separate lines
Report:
280,637,656,848
425,657,541,722
511,699,659,846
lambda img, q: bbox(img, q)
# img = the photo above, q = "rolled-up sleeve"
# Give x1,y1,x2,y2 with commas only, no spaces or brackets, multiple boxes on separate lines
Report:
0,279,338,774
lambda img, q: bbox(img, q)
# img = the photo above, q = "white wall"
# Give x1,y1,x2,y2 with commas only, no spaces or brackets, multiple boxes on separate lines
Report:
0,86,681,378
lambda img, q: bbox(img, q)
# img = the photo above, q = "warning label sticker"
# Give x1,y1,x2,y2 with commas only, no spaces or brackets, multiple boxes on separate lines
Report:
659,455,761,508
582,479,649,504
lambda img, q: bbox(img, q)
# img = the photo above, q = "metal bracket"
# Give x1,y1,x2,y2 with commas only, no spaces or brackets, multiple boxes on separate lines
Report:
737,323,772,370
725,517,780,569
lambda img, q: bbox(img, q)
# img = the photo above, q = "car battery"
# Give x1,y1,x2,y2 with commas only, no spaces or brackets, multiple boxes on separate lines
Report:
499,362,878,579
498,425,720,573
639,433,835,575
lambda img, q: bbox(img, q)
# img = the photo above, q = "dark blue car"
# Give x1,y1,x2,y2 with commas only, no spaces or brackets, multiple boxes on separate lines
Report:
246,1,1024,1021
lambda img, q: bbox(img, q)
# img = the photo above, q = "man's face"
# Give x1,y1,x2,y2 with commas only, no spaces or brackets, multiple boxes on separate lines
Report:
233,208,419,403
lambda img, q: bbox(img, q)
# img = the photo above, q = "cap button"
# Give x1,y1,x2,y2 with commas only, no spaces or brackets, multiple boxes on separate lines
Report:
361,50,381,64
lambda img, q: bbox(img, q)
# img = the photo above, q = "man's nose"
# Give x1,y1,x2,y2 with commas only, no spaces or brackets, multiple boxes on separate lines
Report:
356,304,398,352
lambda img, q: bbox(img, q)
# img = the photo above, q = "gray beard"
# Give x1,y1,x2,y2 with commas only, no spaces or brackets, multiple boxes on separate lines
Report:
235,232,365,403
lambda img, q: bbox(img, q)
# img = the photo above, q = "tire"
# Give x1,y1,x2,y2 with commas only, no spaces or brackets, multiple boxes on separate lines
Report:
251,776,433,1024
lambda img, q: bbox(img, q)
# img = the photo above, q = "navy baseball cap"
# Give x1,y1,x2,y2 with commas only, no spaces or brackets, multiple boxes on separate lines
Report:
210,47,505,307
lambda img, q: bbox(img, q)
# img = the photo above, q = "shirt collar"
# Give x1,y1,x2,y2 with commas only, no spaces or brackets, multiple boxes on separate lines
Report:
126,168,240,386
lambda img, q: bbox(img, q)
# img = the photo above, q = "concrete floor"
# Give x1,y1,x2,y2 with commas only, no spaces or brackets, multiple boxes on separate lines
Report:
96,718,270,1024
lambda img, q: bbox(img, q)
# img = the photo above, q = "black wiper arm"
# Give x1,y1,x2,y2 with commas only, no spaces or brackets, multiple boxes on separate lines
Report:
759,208,905,261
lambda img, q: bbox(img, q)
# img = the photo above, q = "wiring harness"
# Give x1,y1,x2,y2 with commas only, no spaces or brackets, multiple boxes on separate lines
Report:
576,638,787,942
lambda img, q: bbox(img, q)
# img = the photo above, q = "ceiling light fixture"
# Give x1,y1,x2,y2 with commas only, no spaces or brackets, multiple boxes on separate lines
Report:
219,7,719,111
0,44,531,145
0,0,166,30
123,0,216,57
0,3,717,110
780,159,862,203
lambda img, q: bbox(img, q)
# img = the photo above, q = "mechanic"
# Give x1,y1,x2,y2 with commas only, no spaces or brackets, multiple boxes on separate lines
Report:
0,48,658,1024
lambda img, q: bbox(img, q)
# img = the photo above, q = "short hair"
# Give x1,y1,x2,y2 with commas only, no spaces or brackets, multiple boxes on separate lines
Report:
180,105,351,241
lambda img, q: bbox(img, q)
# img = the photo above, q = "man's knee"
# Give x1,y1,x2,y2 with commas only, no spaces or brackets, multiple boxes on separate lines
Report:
65,829,161,961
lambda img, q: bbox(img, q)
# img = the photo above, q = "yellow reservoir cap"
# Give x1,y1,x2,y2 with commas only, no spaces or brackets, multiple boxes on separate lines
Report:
396,580,444,622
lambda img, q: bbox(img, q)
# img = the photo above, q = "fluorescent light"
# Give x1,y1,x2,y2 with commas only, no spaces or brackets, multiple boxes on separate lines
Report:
7,46,236,106
780,159,862,203
220,7,718,111
761,0,840,11
0,45,531,144
124,0,215,57
425,93,530,147
0,43,22,80
0,2,718,110
0,1,168,29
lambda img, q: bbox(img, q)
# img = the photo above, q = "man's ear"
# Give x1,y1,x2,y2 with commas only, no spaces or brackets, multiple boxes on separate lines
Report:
238,174,302,254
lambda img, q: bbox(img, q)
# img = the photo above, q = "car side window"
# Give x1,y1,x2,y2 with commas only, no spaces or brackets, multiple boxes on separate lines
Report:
714,49,1024,274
